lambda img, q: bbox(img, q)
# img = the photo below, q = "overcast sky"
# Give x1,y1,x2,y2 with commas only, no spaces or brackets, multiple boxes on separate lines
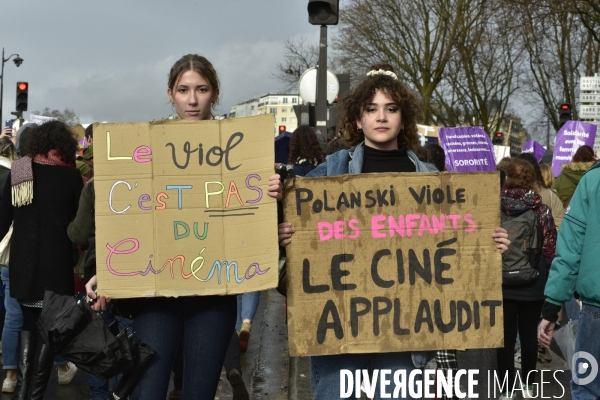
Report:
0,0,333,124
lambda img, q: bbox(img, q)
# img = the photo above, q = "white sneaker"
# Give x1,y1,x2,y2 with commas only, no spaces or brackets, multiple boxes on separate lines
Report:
58,362,78,385
2,377,16,393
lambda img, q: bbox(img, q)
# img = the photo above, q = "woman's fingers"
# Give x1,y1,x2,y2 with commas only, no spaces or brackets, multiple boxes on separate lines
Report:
267,174,283,200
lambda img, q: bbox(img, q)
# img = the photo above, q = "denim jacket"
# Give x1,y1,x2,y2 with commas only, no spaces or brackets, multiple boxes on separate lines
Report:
306,141,437,177
306,141,436,367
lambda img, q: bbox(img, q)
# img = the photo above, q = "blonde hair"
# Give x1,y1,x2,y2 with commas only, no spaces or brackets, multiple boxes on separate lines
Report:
0,137,17,161
539,163,554,189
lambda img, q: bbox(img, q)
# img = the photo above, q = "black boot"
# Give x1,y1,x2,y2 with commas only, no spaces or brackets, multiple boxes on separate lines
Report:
28,343,55,400
227,369,249,400
13,331,36,400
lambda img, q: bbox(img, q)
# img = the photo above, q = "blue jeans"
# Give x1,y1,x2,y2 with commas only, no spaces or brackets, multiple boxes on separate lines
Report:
89,307,133,400
1,267,22,370
310,352,427,400
571,303,600,399
235,291,260,331
131,296,236,400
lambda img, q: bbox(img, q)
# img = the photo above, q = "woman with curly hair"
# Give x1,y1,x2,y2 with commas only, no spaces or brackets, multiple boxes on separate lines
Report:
277,66,511,399
497,158,557,399
0,120,83,399
287,125,325,177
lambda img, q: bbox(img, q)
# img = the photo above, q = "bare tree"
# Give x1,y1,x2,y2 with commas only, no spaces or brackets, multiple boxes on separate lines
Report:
508,0,600,130
435,1,523,134
32,107,80,127
333,0,488,125
271,38,343,92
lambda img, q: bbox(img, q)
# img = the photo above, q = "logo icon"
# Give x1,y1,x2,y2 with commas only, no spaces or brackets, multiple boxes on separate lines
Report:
573,351,599,385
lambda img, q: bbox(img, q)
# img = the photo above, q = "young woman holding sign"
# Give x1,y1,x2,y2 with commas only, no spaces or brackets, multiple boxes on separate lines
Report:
277,65,510,400
87,54,282,400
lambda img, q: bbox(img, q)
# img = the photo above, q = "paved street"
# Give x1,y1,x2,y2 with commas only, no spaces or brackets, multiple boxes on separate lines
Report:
0,290,576,399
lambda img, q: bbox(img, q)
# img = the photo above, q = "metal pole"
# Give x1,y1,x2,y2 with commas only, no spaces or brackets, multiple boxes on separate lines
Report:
0,47,5,124
315,25,328,141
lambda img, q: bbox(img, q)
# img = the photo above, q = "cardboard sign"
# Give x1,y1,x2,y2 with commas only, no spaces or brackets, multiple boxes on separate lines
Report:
552,121,597,177
94,115,279,299
439,127,497,172
283,172,503,357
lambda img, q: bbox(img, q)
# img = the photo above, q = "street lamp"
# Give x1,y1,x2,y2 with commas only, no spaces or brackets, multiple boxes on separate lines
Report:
0,48,24,123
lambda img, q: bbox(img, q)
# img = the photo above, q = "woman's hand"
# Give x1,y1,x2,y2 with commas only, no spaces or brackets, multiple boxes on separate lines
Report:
85,275,111,311
0,126,13,139
278,222,295,247
268,174,283,200
538,319,555,349
492,227,510,253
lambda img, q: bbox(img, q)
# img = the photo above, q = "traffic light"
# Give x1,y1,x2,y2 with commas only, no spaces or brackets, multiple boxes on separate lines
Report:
279,125,286,134
558,103,572,129
307,0,339,25
16,82,28,112
493,132,504,145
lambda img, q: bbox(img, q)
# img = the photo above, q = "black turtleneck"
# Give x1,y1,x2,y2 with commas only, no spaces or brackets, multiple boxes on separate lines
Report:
361,145,416,173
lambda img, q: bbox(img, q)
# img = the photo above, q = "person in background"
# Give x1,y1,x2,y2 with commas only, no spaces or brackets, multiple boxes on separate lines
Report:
518,153,564,229
424,142,446,172
498,159,556,400
539,163,555,190
414,145,428,163
75,124,94,182
552,145,595,208
286,125,326,178
539,159,600,399
0,126,16,146
0,120,83,400
87,54,281,400
0,138,20,394
325,137,350,155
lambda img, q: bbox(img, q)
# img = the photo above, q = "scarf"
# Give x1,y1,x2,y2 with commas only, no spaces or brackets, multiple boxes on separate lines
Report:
11,150,72,207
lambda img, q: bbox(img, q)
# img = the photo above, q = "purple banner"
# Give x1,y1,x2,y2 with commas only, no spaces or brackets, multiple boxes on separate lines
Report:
438,126,497,172
551,121,597,177
521,140,546,162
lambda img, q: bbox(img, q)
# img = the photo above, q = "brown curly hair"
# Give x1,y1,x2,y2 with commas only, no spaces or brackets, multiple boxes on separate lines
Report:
571,145,595,163
25,120,78,164
504,158,536,192
338,74,422,150
288,125,325,164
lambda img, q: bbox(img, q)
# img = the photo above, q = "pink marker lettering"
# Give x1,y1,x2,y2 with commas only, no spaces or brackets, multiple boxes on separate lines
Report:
371,215,387,238
105,238,141,276
405,214,420,238
446,214,462,230
388,215,405,238
333,221,345,240
418,214,433,236
463,213,477,232
347,219,360,239
133,145,152,163
318,222,333,241
431,214,446,234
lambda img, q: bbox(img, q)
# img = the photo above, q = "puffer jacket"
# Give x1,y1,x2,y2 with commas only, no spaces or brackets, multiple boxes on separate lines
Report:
552,161,594,206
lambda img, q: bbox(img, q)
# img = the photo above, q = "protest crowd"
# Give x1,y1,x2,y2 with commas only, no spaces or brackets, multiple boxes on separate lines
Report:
0,53,595,400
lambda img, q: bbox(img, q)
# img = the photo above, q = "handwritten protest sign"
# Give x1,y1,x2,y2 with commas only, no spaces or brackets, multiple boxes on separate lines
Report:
283,172,503,356
94,115,279,298
552,121,597,177
439,127,496,172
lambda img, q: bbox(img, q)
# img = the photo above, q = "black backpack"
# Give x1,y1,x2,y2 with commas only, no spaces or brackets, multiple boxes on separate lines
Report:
501,209,542,286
